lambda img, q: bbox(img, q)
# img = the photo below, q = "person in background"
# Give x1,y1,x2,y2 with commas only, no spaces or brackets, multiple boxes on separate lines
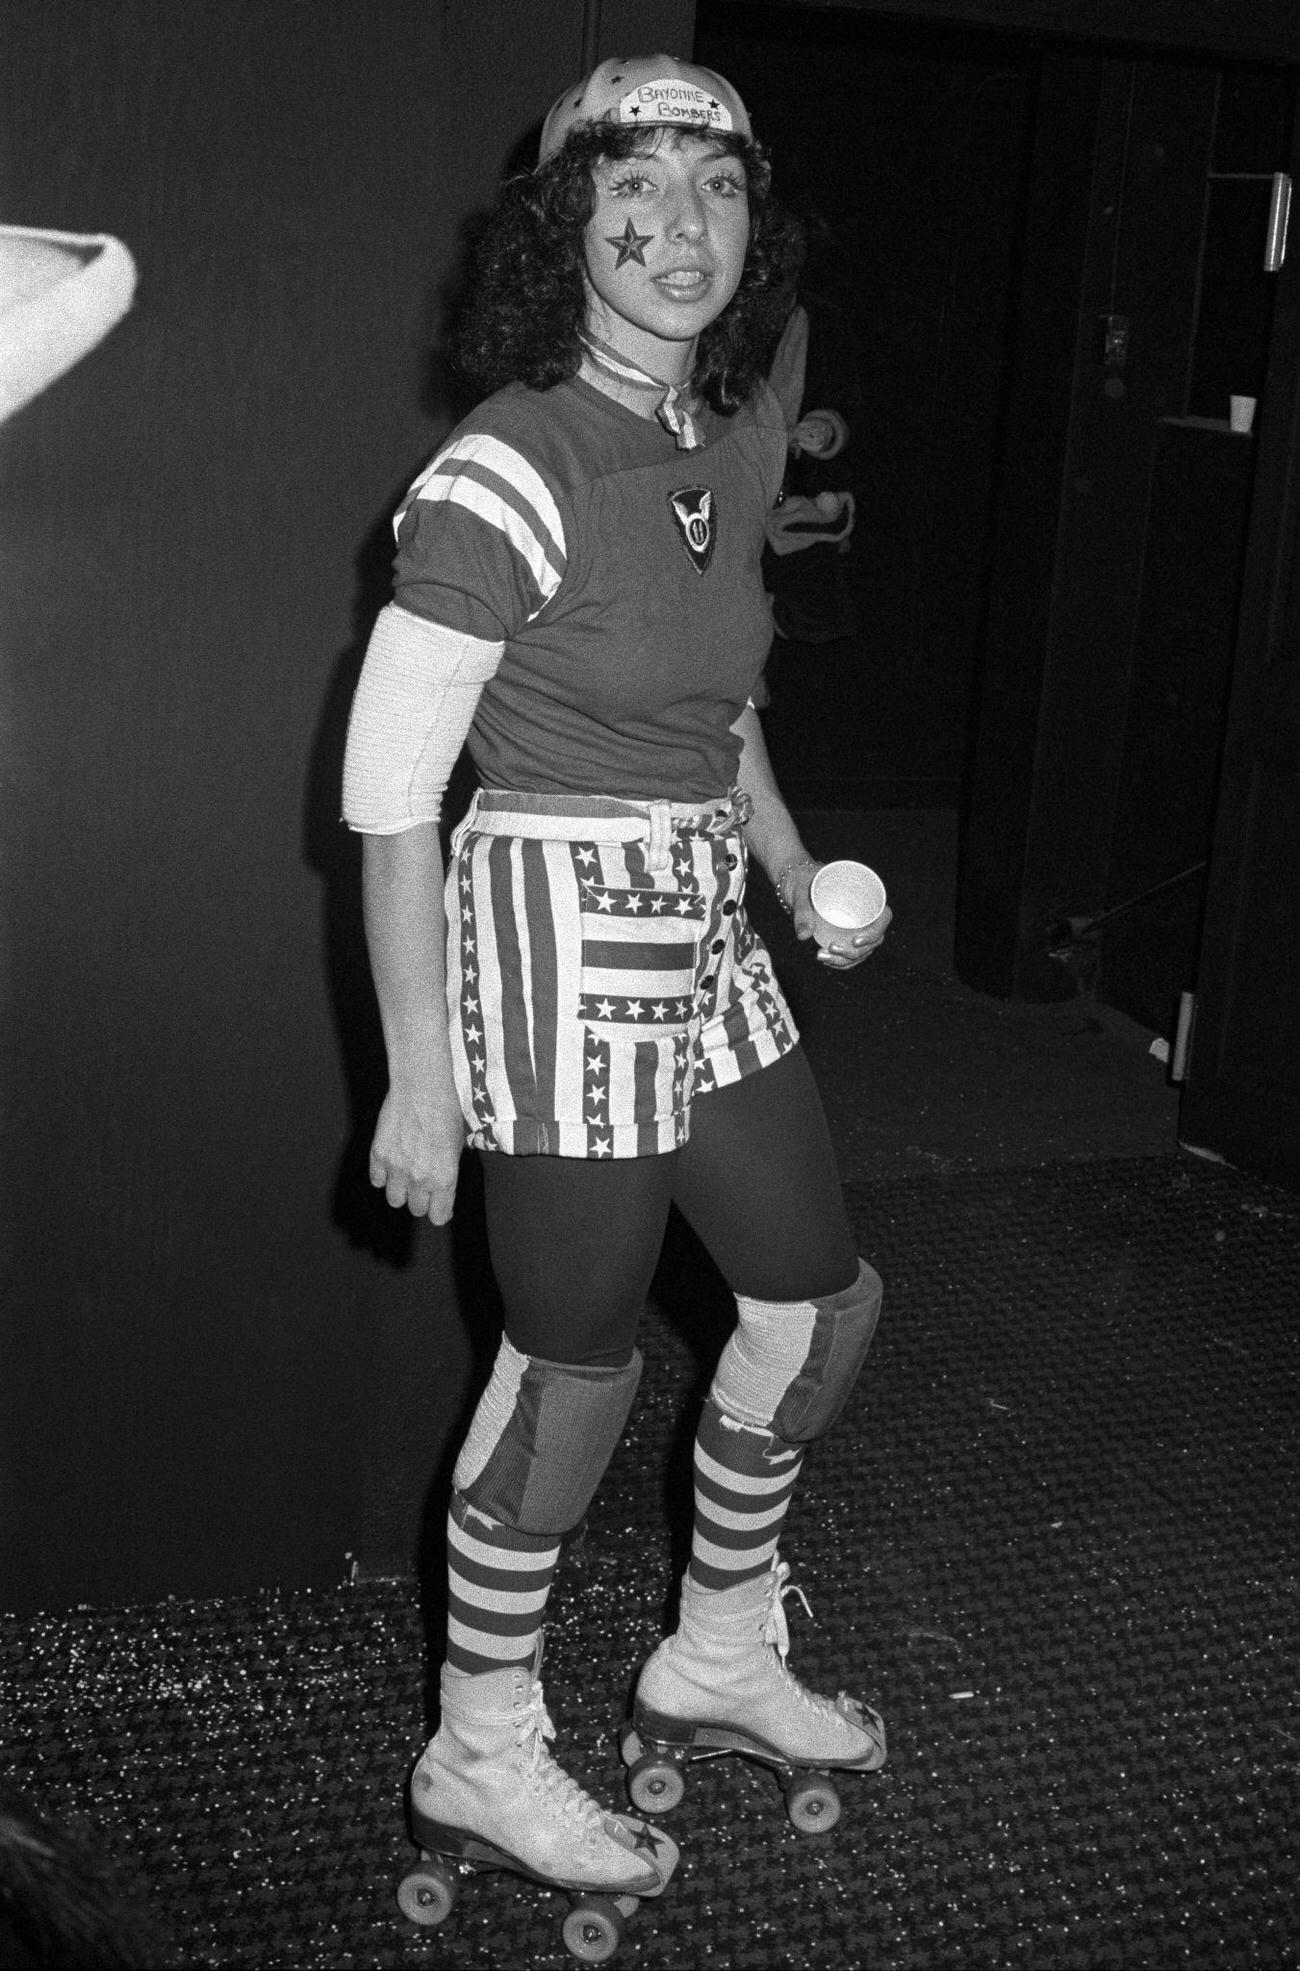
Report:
756,283,863,705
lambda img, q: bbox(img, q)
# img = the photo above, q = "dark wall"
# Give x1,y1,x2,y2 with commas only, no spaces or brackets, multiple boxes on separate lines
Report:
705,0,1300,65
0,0,686,1614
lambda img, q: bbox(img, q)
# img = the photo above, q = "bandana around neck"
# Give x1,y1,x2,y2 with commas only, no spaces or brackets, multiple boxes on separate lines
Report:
578,330,703,450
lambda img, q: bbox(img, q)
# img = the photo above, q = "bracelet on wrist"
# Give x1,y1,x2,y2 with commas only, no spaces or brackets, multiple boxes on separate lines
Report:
773,852,818,914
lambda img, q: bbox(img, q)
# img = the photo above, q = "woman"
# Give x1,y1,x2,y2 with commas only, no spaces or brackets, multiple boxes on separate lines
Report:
343,56,889,1917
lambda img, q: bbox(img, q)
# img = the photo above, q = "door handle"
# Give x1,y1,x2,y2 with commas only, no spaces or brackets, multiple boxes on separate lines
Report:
1265,172,1291,272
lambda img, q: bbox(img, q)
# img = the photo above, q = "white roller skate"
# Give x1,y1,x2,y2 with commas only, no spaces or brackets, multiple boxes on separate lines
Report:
398,1654,678,1964
622,1557,886,1834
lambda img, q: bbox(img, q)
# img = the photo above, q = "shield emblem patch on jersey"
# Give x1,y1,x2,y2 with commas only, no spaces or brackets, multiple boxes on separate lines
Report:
668,487,716,574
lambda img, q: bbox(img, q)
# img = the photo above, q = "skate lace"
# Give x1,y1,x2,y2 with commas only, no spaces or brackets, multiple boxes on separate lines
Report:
513,1679,606,1834
761,1560,856,1732
762,1558,812,1664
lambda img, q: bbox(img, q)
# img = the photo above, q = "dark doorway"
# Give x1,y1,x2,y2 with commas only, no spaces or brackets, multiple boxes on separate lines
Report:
1177,87,1300,1188
695,4,1038,808
700,5,1294,1038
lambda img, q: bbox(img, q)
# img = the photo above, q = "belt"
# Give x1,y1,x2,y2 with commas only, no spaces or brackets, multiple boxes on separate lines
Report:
456,787,753,872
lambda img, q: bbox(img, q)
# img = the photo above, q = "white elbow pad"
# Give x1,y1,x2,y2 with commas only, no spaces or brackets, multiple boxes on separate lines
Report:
341,605,503,832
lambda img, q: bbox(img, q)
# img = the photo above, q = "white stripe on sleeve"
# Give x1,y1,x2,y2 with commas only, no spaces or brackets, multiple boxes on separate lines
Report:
407,433,567,616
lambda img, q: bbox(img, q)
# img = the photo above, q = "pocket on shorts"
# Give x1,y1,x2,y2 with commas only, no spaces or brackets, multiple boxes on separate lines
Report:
576,878,708,1036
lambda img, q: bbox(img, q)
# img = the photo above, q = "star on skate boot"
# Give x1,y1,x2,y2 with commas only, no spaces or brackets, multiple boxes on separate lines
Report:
397,1655,678,1963
623,1558,886,1834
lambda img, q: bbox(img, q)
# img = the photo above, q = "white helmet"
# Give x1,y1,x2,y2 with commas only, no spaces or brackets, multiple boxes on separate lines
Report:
538,54,751,164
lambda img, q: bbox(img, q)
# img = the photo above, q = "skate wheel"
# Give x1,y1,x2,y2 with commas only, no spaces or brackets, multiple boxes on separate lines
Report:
785,1772,842,1835
618,1724,644,1767
396,1854,458,1927
562,1895,625,1963
626,1752,686,1816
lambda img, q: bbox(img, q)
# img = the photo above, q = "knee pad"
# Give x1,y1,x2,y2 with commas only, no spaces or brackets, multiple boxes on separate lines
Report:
453,1337,642,1538
711,1258,882,1444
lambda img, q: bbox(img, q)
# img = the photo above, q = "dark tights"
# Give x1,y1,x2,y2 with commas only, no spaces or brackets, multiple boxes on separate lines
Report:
481,1046,857,1367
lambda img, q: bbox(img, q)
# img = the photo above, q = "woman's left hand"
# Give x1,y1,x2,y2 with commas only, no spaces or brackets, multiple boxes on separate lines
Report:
784,862,892,970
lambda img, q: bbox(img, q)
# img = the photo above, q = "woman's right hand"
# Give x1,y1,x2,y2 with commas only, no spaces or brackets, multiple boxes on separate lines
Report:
369,1079,465,1225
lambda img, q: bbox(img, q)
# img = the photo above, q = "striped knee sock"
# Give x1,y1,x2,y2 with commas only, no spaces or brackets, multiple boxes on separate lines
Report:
687,1395,804,1591
445,1491,560,1675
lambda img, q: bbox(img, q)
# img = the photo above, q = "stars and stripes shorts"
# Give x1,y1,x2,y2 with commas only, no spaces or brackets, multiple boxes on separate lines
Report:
445,788,799,1158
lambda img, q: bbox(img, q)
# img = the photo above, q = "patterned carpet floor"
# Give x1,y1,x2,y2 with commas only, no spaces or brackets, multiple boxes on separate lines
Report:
3,1155,1297,1968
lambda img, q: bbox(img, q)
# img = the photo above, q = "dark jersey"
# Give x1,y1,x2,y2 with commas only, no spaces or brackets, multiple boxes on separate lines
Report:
393,374,787,801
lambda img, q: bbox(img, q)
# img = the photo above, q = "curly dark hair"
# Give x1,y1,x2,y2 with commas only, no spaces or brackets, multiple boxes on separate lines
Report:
452,123,805,414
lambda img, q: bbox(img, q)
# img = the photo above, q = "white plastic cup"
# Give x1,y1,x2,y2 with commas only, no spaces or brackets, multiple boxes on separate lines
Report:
809,860,887,949
1230,394,1257,435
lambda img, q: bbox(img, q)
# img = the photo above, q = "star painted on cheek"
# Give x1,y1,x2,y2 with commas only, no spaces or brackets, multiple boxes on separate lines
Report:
605,218,654,268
